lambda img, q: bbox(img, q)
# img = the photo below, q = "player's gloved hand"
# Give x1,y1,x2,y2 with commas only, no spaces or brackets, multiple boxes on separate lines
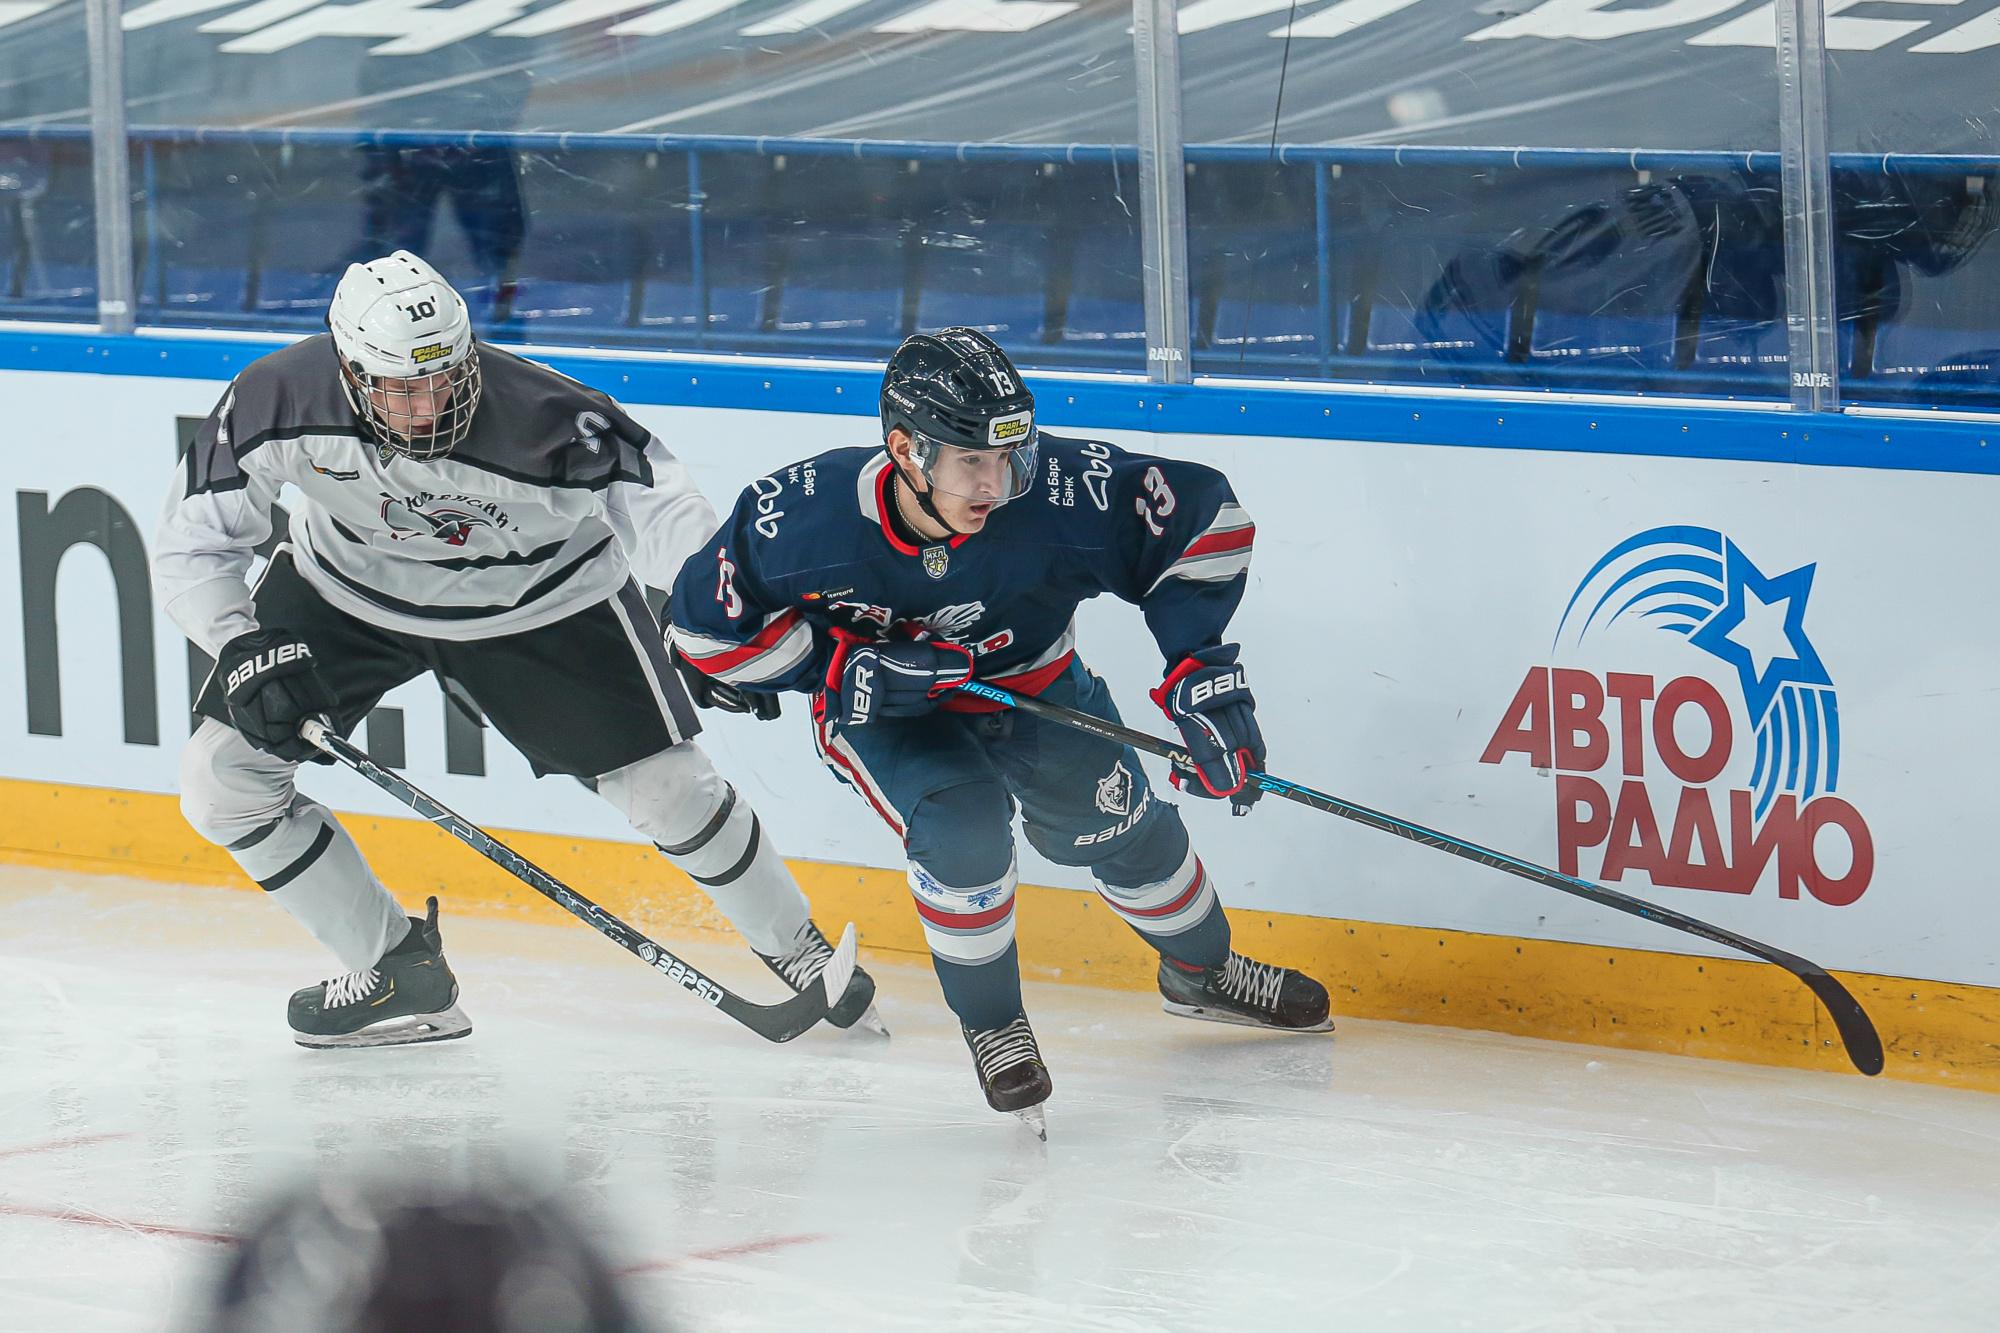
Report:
1151,644,1265,814
823,632,974,730
671,643,781,721
216,628,335,763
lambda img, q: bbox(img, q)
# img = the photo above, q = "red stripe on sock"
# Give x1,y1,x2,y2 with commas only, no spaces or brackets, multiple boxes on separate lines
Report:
912,890,1016,932
1102,860,1206,920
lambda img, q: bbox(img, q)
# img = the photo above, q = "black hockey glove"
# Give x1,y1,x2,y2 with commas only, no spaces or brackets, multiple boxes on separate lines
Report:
1152,644,1265,814
822,631,974,730
217,628,336,763
671,643,781,721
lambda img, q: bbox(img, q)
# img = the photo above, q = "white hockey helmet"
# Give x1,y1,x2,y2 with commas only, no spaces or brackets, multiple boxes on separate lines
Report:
328,250,482,460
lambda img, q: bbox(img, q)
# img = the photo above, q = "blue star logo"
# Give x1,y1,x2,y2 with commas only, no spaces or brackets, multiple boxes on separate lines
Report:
1556,525,1844,816
1687,539,1832,727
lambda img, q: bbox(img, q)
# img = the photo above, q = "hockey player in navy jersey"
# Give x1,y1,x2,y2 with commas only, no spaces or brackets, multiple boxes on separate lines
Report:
670,328,1329,1131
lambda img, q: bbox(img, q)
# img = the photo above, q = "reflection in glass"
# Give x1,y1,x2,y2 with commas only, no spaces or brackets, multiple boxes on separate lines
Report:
0,0,94,322
85,5,1146,372
26,4,1990,407
1836,167,2000,409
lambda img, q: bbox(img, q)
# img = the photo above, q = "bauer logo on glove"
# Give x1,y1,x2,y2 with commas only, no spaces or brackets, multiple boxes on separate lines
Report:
848,662,875,725
216,628,336,764
224,640,314,694
1150,645,1266,814
823,630,974,732
1186,667,1247,708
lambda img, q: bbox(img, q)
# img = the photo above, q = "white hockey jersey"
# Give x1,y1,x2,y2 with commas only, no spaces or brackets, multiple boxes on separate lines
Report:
155,335,718,654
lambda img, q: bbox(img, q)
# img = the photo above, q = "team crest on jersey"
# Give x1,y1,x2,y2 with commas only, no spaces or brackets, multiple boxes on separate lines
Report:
380,493,506,547
1094,760,1135,816
922,544,950,579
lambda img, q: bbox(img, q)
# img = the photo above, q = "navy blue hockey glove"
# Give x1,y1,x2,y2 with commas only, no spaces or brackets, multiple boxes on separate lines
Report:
217,628,336,763
823,632,974,730
671,643,781,721
1151,644,1265,814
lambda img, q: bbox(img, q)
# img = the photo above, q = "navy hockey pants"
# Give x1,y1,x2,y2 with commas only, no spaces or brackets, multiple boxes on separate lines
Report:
816,659,1230,1029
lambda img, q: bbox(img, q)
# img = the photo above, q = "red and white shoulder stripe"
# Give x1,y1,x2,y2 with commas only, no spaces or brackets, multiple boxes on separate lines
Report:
671,609,814,685
1147,502,1255,594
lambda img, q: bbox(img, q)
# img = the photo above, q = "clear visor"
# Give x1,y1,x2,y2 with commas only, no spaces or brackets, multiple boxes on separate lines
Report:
914,435,1038,505
341,353,483,461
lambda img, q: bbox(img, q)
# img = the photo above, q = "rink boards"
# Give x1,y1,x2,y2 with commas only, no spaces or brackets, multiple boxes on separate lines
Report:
2,329,1995,1089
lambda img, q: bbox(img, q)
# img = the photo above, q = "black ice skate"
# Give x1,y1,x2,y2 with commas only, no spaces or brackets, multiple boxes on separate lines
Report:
758,920,887,1034
288,897,471,1049
1158,953,1334,1033
962,1014,1053,1140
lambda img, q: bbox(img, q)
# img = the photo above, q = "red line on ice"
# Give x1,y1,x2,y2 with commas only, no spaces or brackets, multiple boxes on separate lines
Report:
0,1131,133,1162
615,1231,826,1276
0,1199,235,1246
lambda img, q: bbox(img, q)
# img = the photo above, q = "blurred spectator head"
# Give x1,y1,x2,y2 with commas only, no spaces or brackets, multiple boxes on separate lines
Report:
199,1174,653,1332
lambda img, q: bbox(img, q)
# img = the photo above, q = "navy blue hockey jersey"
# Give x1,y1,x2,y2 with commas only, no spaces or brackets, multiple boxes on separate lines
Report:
669,435,1255,706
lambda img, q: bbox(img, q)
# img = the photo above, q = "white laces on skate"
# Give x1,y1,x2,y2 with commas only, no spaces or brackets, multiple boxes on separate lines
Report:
1219,954,1285,1012
968,1016,1041,1081
323,968,382,1008
769,926,834,989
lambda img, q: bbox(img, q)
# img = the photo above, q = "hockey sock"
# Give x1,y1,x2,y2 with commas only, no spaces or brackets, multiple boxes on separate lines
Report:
906,843,1023,1030
652,784,810,957
932,944,1027,1032
597,745,811,956
1096,844,1231,969
227,796,410,971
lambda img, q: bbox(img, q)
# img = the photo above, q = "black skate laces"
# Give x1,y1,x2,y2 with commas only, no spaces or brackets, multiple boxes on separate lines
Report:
1219,953,1286,1012
968,1016,1042,1081
768,925,834,989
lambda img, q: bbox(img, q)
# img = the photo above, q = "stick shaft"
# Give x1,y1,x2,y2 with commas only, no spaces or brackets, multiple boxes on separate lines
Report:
301,720,840,1043
954,681,1884,1076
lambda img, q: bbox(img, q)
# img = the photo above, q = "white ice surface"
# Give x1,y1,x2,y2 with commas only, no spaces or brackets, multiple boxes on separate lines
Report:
2,868,1996,1332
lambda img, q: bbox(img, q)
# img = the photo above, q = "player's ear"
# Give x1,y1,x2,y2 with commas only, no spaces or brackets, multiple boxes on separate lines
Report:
884,428,927,488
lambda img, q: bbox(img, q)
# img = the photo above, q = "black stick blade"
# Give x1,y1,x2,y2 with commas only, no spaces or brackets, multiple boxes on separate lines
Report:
1801,967,1886,1076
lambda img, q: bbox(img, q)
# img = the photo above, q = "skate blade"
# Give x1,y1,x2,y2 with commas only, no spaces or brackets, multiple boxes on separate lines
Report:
1011,1105,1048,1141
294,1005,473,1050
1161,999,1334,1034
852,1003,891,1038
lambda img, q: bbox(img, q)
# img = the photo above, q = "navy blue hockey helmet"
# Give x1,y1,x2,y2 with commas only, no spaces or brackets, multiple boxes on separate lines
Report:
879,328,1038,505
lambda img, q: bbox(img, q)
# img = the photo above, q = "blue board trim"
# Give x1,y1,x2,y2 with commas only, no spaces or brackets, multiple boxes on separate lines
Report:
3,326,1993,476
11,126,1997,176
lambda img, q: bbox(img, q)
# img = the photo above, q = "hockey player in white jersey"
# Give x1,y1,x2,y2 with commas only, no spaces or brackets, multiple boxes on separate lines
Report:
155,251,877,1048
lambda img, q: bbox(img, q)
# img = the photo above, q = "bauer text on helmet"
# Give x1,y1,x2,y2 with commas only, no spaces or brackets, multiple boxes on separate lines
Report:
328,251,483,461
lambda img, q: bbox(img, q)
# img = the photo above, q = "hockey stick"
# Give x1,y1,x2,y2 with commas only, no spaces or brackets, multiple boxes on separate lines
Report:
300,720,857,1044
954,682,1885,1077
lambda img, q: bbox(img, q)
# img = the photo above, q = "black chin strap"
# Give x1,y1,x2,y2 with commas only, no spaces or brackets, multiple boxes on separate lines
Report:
892,466,968,540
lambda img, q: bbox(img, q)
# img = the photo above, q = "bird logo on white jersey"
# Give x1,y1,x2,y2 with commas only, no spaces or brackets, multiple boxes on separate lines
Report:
380,495,493,547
